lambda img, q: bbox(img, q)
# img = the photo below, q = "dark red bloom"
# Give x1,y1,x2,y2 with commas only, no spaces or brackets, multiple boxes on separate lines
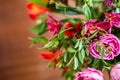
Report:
65,22,75,37
63,67,68,72
27,3,50,20
40,49,61,61
65,22,82,37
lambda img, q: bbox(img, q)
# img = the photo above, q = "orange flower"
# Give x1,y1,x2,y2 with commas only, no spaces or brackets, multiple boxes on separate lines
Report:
27,2,50,20
40,49,61,61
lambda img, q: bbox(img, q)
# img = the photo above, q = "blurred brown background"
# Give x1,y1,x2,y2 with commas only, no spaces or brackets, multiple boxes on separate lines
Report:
0,0,62,80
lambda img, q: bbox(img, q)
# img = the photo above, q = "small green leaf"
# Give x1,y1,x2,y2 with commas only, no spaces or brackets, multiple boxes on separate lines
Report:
32,35,48,44
101,48,104,59
64,53,68,62
81,49,85,59
74,56,78,70
28,0,48,6
92,59,100,68
31,23,47,35
67,47,76,53
83,4,92,20
78,51,84,64
43,38,58,48
78,40,82,51
58,27,65,40
74,40,80,49
48,61,54,68
85,48,89,56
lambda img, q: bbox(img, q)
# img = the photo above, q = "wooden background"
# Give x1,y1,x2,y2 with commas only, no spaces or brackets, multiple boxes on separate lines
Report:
0,0,62,80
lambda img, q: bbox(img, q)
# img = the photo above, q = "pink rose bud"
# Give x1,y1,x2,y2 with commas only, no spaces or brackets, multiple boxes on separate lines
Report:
110,63,120,80
75,68,104,80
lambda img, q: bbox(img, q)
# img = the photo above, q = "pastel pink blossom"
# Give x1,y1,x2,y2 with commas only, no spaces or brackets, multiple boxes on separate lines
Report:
110,63,120,80
75,68,104,80
47,14,63,34
88,34,120,60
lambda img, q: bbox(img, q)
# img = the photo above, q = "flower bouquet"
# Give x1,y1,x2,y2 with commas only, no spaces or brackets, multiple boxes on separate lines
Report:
27,0,120,80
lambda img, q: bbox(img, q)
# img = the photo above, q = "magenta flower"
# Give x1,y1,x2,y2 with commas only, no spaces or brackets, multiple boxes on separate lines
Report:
75,68,104,80
47,14,63,34
104,0,113,7
105,11,120,28
96,21,112,33
88,34,120,60
84,19,97,35
110,63,120,80
84,19,112,35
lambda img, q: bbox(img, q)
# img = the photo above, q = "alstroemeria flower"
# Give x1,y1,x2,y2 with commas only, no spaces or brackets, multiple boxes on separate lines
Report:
47,14,63,34
96,21,112,33
75,68,104,80
27,3,50,20
88,34,120,60
40,49,61,61
110,63,120,80
84,19,112,35
105,11,120,28
104,0,113,7
84,19,97,35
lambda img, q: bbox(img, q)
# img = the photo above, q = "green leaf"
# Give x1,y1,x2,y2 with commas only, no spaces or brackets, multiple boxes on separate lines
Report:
58,27,65,40
78,40,82,51
81,49,85,59
74,40,80,48
32,36,48,44
48,61,54,68
92,59,100,68
101,48,104,59
55,3,83,14
64,53,68,62
87,0,93,7
83,4,92,20
76,0,85,7
78,51,84,64
28,0,48,6
74,56,78,70
85,48,89,56
67,47,76,53
43,38,58,48
31,23,47,35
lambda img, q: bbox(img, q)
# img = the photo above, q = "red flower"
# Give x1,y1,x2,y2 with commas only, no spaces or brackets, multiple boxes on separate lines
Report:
65,22,75,37
27,3,50,20
40,49,61,61
64,22,82,37
63,66,68,72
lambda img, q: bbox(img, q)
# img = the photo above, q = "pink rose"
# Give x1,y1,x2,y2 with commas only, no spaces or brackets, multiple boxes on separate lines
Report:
110,63,120,80
75,68,104,80
88,34,120,60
